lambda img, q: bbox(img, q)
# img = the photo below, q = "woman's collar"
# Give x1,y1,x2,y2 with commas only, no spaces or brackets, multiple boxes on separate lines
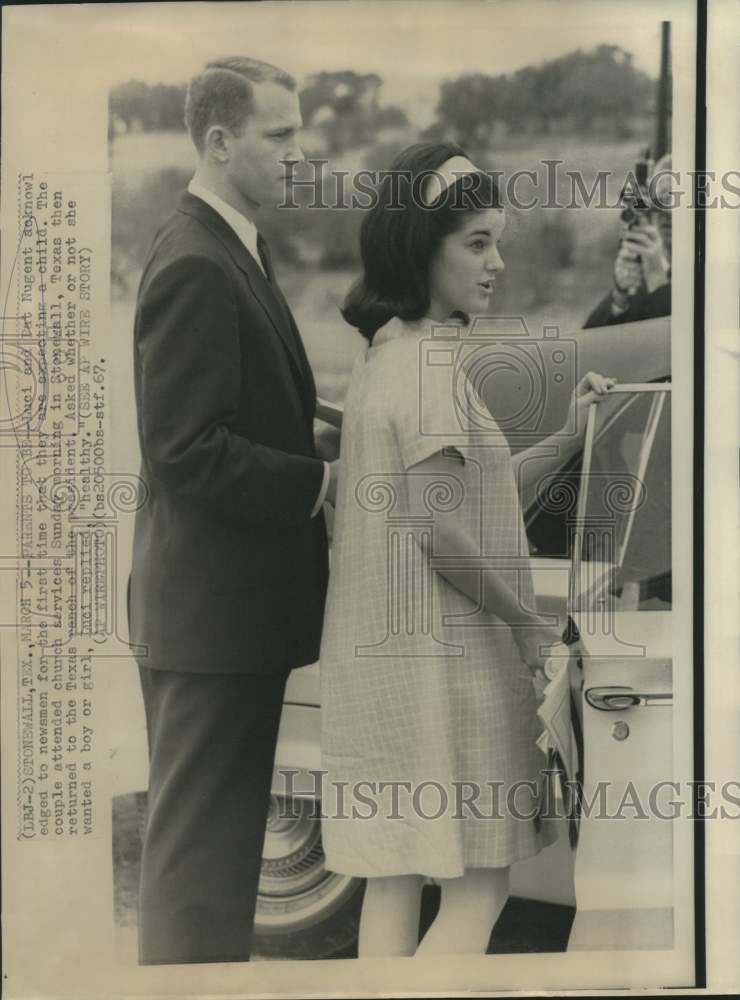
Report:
371,312,466,349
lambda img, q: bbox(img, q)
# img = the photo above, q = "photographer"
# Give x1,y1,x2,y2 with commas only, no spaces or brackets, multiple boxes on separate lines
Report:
584,154,672,329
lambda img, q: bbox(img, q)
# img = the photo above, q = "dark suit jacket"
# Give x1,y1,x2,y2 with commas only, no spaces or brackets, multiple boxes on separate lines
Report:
583,282,671,329
129,191,329,674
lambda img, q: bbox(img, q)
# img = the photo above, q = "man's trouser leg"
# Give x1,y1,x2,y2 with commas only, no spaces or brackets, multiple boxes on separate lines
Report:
136,664,289,965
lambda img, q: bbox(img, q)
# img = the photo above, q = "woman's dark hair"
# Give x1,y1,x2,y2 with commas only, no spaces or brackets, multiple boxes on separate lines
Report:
342,142,502,342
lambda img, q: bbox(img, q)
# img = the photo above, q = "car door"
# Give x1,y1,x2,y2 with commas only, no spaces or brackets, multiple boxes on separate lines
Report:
566,384,674,951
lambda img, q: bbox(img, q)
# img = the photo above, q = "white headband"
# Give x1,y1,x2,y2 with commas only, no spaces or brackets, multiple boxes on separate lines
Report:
422,155,482,206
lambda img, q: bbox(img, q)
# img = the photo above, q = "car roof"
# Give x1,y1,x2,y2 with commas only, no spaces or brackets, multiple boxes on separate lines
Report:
476,315,670,450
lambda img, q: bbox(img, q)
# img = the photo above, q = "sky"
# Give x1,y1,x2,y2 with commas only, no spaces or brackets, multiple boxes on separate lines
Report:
93,0,669,84
12,1,689,133
23,1,683,93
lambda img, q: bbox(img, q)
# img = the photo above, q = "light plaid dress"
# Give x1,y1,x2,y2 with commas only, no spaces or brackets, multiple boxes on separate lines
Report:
319,316,556,878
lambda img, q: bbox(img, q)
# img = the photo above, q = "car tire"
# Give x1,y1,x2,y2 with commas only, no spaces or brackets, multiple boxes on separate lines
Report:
253,795,365,959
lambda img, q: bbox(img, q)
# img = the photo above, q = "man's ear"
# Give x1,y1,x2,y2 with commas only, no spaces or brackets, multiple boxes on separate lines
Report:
204,124,230,163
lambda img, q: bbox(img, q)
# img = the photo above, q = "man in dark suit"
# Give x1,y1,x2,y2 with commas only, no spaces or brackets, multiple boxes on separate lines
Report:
128,56,336,965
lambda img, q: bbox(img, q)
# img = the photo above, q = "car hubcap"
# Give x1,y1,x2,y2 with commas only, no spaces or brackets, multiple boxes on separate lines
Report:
256,796,360,933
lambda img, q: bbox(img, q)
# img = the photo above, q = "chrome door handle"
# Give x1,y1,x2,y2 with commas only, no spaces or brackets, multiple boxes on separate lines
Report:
584,685,673,711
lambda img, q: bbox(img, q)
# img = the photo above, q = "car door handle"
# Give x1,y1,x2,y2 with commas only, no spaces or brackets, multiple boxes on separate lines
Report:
584,685,673,711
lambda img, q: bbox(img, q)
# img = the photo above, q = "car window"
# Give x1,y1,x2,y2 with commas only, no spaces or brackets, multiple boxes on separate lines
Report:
611,395,671,610
524,391,641,560
572,388,671,613
525,452,582,558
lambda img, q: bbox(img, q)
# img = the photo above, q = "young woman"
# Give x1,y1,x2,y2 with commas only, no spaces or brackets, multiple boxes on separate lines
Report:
318,142,614,957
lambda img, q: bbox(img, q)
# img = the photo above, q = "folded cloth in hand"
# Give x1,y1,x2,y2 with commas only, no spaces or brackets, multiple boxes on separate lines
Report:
533,647,582,847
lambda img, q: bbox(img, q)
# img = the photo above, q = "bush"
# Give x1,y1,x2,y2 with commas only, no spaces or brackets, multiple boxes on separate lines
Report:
497,209,578,310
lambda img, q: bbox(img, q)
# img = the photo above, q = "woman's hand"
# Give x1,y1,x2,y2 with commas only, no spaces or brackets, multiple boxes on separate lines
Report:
566,371,616,437
512,619,563,677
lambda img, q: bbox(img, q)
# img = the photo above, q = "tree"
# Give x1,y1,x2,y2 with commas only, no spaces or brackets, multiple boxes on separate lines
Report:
300,70,407,153
109,81,186,133
430,45,656,146
435,74,504,147
557,46,653,135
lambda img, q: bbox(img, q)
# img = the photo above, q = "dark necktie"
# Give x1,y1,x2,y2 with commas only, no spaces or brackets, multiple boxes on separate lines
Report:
255,232,310,386
256,232,274,284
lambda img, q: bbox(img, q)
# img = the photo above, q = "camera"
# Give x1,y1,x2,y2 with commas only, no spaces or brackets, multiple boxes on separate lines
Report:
418,316,579,445
619,146,654,229
615,147,657,297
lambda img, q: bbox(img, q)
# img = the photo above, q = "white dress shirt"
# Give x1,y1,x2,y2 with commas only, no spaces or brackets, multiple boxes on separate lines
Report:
187,178,330,517
188,178,265,275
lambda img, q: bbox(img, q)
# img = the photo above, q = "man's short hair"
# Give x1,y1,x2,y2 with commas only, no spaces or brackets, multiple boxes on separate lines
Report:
184,56,296,154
